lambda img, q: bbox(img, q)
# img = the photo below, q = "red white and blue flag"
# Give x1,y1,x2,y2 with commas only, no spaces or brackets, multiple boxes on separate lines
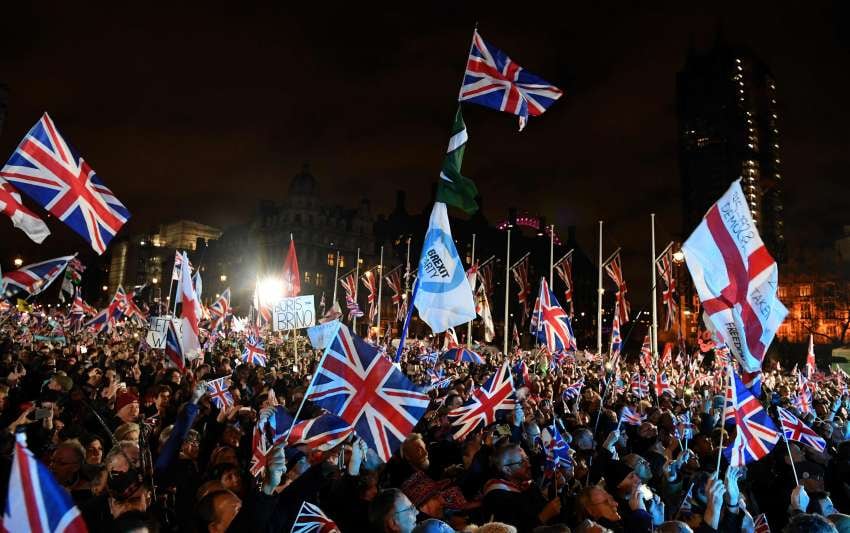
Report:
442,347,484,364
723,368,779,466
287,413,354,452
2,255,75,296
459,30,563,131
339,274,363,322
554,252,574,316
84,287,125,334
652,372,674,398
640,334,653,368
0,176,50,243
512,256,531,322
620,405,646,426
242,337,267,367
531,277,576,353
754,513,770,533
70,289,97,317
682,180,787,373
806,334,816,378
656,246,678,331
291,501,340,533
777,406,826,453
361,270,379,324
385,269,406,322
206,377,234,409
209,288,231,332
164,319,185,373
0,113,130,254
537,423,573,474
604,252,630,325
306,323,429,462
1,432,87,532
513,359,530,388
448,362,516,440
630,373,649,399
561,378,584,401
609,302,622,357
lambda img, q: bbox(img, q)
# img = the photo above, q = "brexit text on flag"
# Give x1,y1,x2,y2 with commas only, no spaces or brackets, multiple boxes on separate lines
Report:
682,180,787,372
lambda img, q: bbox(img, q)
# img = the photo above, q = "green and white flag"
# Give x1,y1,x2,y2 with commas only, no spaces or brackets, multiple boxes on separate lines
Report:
436,106,478,214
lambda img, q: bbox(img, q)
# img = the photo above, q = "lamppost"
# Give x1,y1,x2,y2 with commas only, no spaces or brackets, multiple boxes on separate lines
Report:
13,258,23,268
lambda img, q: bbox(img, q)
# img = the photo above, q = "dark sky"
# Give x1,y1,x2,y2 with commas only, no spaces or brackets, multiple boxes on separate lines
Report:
1,3,848,300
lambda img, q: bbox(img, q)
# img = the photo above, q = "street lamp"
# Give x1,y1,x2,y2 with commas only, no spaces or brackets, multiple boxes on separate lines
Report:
151,277,158,284
220,274,227,283
672,250,685,264
102,285,108,292
13,258,23,267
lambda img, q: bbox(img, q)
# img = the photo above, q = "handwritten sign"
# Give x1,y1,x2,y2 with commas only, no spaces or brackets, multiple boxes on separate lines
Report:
306,320,340,349
272,295,315,331
146,316,181,349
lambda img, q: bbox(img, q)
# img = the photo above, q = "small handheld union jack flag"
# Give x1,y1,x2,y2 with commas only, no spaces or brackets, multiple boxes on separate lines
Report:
1,113,130,254
531,277,576,353
777,406,826,453
206,377,234,409
562,378,584,401
242,337,267,366
630,373,649,399
652,372,674,398
620,405,646,427
459,30,563,131
753,512,771,533
291,501,340,533
449,362,516,440
723,368,779,466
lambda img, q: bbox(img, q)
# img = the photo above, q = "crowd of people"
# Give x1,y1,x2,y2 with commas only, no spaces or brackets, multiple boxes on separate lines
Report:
1,305,849,533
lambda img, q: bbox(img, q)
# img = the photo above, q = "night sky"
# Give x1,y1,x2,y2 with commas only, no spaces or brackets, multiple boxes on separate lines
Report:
1,3,848,304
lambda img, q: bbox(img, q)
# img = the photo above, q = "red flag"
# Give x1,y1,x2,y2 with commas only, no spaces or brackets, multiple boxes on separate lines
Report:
282,238,300,297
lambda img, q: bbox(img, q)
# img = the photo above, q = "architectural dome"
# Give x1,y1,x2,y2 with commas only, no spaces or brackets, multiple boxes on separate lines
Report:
288,163,318,196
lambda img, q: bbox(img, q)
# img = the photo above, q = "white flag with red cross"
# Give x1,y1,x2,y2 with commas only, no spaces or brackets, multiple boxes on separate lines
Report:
682,180,787,373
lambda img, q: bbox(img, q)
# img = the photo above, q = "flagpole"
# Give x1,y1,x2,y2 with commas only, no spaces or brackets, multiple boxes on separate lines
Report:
549,224,555,290
503,227,511,356
376,245,384,339
597,221,603,357
353,248,360,334
332,251,340,306
651,213,659,361
467,233,476,349
782,428,800,486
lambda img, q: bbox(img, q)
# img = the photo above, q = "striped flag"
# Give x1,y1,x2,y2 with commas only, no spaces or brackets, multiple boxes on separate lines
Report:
290,501,340,533
435,106,477,214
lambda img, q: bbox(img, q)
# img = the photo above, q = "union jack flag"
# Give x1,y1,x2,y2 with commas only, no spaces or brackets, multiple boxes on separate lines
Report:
777,406,826,453
209,288,231,331
480,261,494,299
741,369,763,398
291,501,340,533
806,334,816,378
656,247,678,331
361,270,379,323
0,176,50,243
753,513,771,533
554,252,574,317
512,256,531,322
70,289,97,317
0,113,130,254
385,268,406,322
660,342,673,367
652,372,674,397
537,423,572,474
249,424,270,478
84,287,125,334
287,413,354,452
677,411,695,440
562,378,584,401
448,362,515,440
206,377,234,409
164,319,186,372
2,255,75,296
242,337,267,366
2,432,87,533
531,277,576,352
459,30,563,131
620,405,646,426
306,323,429,462
723,369,779,466
609,302,622,357
442,347,484,364
339,274,363,321
604,252,630,324
513,359,530,387
640,334,653,368
630,373,649,398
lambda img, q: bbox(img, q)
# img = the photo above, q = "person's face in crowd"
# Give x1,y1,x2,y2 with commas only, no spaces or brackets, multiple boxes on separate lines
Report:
625,454,652,482
109,486,150,519
0,391,7,412
118,400,140,424
87,368,102,385
155,389,171,411
86,439,104,465
47,378,63,392
585,486,621,523
49,447,80,486
638,422,658,440
181,433,200,460
220,467,244,497
402,438,429,471
502,448,532,482
168,370,181,385
212,446,240,467
222,427,242,448
387,493,418,533
104,369,117,384
209,490,241,532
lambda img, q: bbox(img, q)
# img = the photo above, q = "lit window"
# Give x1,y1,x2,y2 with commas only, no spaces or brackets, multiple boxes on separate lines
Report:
338,256,345,268
777,286,787,298
358,257,364,265
327,253,335,267
800,285,812,297
304,271,312,283
316,272,324,287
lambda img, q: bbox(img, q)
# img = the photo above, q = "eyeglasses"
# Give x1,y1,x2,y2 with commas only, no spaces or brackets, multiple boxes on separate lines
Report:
503,457,530,468
394,504,417,516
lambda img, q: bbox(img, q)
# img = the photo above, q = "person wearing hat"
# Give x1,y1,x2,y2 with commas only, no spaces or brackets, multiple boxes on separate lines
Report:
112,390,140,429
603,459,657,531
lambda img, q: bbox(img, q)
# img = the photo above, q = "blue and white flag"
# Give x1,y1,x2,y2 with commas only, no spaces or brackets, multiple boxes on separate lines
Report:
413,202,476,333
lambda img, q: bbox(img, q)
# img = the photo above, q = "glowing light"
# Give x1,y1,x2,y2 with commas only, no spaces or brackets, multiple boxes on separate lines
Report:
258,276,284,305
672,251,685,264
13,258,23,267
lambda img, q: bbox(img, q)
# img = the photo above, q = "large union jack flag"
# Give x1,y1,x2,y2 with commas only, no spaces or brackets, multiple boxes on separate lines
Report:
609,302,623,357
459,30,563,131
360,270,378,323
723,369,779,466
448,362,515,440
777,406,826,453
604,252,630,325
531,277,576,352
208,288,231,331
84,286,126,335
306,323,429,462
2,255,75,296
291,501,340,533
0,113,130,254
2,432,88,533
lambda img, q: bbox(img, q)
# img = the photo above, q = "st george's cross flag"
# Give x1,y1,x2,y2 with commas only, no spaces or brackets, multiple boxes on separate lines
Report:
459,30,563,131
177,251,202,359
682,180,787,373
290,501,340,533
2,432,88,532
413,202,476,333
448,362,516,440
2,255,75,297
0,113,130,254
282,238,301,298
306,323,429,462
0,176,50,243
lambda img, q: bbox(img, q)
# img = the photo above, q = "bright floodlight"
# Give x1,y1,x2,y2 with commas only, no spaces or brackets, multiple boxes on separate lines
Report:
258,276,284,305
